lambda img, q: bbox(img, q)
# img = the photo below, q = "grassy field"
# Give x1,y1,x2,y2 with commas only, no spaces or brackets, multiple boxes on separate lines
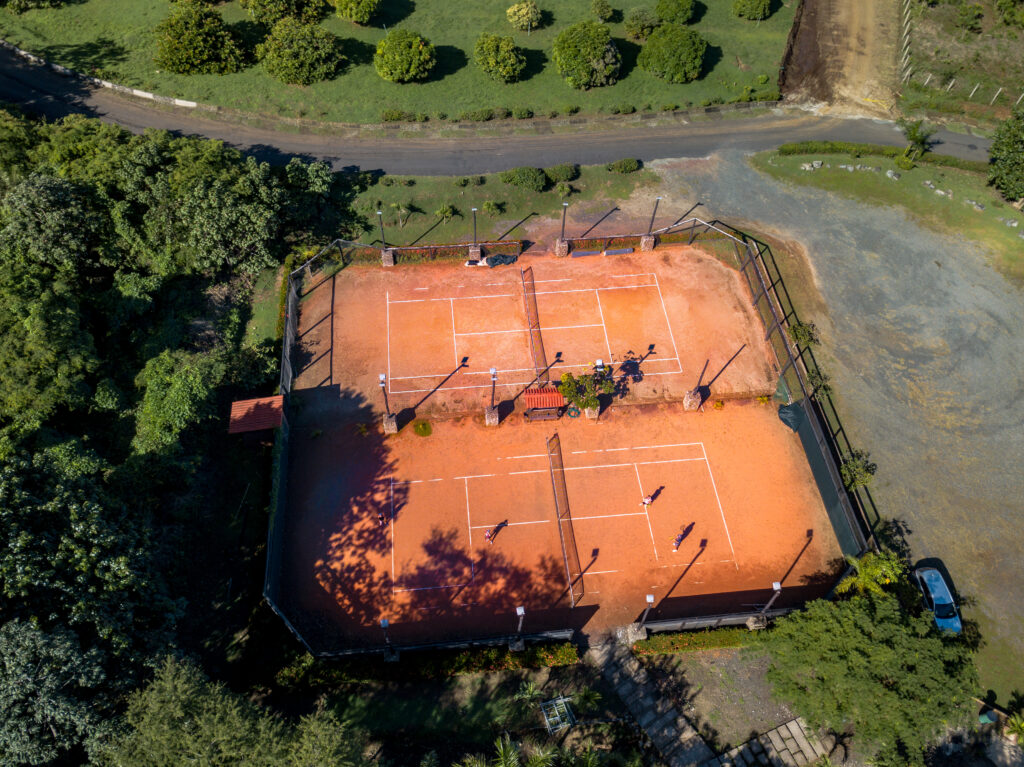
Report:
750,151,1024,281
0,0,793,124
901,0,1024,126
350,163,658,245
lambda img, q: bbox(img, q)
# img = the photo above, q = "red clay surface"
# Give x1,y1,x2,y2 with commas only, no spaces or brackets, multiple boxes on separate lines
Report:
293,246,778,416
282,400,843,649
277,248,843,651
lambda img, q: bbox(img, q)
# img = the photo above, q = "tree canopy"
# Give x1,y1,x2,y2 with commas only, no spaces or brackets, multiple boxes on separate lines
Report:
373,28,437,83
637,24,707,83
241,0,326,26
733,0,771,20
656,0,696,24
473,34,527,83
506,0,543,31
761,593,977,765
154,1,245,75
552,21,621,90
257,17,342,85
989,105,1024,201
335,0,380,24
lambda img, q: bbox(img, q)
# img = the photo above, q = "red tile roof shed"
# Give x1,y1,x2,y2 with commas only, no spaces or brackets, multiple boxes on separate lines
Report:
228,396,284,434
523,387,566,409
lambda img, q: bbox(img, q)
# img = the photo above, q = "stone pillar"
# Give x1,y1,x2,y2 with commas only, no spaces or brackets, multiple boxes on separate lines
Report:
616,622,648,645
683,389,702,411
382,413,398,434
383,646,400,662
508,637,525,652
485,406,499,426
468,244,482,260
555,238,569,257
745,615,768,631
381,248,395,267
640,234,656,251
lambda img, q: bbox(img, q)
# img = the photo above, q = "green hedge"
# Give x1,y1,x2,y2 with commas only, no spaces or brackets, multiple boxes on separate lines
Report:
275,252,296,341
775,141,990,173
633,627,750,655
274,641,580,688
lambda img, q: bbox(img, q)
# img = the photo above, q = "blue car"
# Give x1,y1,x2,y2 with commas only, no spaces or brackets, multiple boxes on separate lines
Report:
913,567,962,634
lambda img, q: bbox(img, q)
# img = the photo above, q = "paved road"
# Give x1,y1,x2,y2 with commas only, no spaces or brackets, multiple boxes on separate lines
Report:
0,47,992,175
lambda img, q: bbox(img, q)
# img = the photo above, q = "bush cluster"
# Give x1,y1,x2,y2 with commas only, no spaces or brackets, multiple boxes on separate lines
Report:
624,7,660,40
499,166,548,191
257,17,340,85
606,157,641,173
154,1,245,75
240,0,325,26
775,140,991,173
473,34,527,83
552,21,621,90
633,628,750,655
655,0,695,24
733,0,771,20
380,109,428,122
335,0,380,24
545,162,579,182
591,0,614,20
373,28,436,83
638,24,707,83
506,0,542,30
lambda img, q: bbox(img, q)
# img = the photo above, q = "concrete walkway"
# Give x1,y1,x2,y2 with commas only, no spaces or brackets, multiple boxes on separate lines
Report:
700,719,826,767
589,641,714,767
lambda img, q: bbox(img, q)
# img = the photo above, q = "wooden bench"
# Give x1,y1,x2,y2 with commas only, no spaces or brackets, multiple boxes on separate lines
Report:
522,386,567,422
524,407,562,421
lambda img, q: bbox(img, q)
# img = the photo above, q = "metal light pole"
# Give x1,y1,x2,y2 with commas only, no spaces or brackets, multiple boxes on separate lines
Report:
378,373,391,416
377,210,386,248
647,196,662,235
641,594,655,627
490,367,498,409
472,207,478,245
560,202,569,241
380,618,391,646
515,605,525,634
761,581,783,615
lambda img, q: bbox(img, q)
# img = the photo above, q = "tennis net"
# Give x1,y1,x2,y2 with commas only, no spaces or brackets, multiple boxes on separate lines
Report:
521,266,550,384
546,432,584,607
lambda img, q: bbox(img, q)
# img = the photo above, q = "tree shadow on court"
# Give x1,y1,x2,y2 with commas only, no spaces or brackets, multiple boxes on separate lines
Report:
292,274,337,388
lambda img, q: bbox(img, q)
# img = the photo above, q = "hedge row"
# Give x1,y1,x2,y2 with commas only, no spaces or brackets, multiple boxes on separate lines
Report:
275,641,580,688
569,235,643,251
632,627,750,655
775,141,990,173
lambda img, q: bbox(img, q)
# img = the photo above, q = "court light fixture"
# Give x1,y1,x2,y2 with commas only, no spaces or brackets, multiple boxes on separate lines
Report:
516,605,526,634
641,594,655,627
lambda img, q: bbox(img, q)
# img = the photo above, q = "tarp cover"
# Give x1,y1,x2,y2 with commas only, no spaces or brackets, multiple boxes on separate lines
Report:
486,254,518,267
778,402,805,432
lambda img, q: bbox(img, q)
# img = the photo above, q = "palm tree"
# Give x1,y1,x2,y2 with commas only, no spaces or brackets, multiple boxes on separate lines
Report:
492,734,522,767
834,550,906,597
898,119,935,160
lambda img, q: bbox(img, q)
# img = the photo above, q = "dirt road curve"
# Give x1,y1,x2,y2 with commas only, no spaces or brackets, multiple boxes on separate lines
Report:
782,0,899,117
0,44,986,175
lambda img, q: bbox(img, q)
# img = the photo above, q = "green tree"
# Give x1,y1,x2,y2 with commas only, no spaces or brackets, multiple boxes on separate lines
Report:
761,594,977,765
499,166,548,191
178,157,284,274
257,18,341,85
996,0,1024,26
552,21,621,90
956,2,984,32
638,24,706,83
240,0,326,26
624,7,660,40
988,105,1024,201
132,349,226,453
0,173,105,275
0,108,36,192
840,448,877,490
787,320,820,347
898,118,935,160
373,29,437,83
834,550,908,598
732,0,771,20
0,621,106,766
288,705,366,766
655,0,695,24
335,0,380,24
591,0,613,21
154,1,245,75
507,0,543,31
558,371,613,410
473,34,527,83
0,445,177,653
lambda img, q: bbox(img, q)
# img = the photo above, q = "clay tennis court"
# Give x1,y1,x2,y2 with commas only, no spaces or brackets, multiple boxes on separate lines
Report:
292,246,778,414
276,247,845,650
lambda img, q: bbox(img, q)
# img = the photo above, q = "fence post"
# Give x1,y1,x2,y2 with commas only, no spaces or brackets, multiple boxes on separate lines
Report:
990,87,1003,105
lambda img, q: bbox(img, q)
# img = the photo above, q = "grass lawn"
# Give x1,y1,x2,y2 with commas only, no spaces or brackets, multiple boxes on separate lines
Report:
901,0,1024,126
244,266,282,346
749,151,1024,282
350,163,659,246
0,0,793,124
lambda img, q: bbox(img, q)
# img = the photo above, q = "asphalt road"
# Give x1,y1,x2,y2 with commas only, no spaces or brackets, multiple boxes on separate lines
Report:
0,47,992,175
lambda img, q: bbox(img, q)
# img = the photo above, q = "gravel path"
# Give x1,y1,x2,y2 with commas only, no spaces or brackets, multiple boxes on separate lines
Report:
648,153,1024,703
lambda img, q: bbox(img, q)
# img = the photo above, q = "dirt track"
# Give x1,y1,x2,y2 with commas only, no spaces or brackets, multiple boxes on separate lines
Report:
782,0,899,117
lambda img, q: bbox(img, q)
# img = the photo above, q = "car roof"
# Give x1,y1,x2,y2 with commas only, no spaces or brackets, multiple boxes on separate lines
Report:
918,568,954,602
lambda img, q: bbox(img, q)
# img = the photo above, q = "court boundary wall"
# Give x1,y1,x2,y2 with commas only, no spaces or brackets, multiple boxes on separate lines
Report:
262,218,876,656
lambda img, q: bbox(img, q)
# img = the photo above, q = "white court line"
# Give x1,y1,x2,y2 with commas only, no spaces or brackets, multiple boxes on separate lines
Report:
532,278,574,284
395,582,471,593
564,458,706,472
595,291,613,361
390,357,680,381
702,443,737,568
499,454,547,460
413,287,429,291
454,473,496,480
428,478,443,482
583,569,620,576
572,512,647,521
508,469,548,476
654,273,683,374
464,478,472,547
470,520,550,528
449,298,458,367
454,323,604,336
611,272,656,279
387,293,516,304
389,478,395,585
386,290,392,394
535,284,655,296
635,463,659,560
572,441,701,455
